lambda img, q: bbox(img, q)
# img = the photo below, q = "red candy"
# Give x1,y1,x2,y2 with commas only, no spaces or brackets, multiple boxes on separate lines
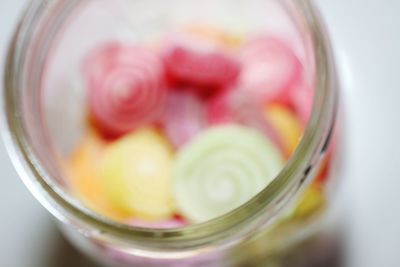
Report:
83,42,166,138
162,90,206,148
239,36,302,103
163,34,241,96
207,90,284,150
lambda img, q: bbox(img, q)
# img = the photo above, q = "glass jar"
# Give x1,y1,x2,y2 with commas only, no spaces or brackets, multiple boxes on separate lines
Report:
3,0,340,266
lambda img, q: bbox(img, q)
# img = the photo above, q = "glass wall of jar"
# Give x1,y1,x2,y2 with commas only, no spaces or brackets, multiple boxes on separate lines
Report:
3,0,340,266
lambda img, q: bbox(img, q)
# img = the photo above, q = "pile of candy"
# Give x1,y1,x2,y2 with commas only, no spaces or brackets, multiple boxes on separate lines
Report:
67,26,327,227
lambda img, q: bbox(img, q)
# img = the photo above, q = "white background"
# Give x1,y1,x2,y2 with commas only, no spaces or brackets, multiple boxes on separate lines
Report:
1,0,400,266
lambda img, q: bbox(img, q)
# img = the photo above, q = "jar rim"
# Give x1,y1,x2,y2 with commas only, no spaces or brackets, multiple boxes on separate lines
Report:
2,0,338,249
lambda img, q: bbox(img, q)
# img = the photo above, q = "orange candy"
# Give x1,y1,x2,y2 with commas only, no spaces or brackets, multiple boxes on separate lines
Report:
314,153,332,185
185,25,243,48
67,131,126,220
265,104,303,158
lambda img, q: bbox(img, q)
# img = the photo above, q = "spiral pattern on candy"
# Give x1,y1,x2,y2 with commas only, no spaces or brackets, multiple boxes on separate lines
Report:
173,125,284,222
84,42,166,138
99,128,175,219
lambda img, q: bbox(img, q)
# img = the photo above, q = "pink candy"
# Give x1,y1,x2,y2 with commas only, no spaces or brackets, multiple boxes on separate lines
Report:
239,36,302,103
83,42,166,138
207,90,284,150
163,35,241,96
291,83,314,125
162,90,206,148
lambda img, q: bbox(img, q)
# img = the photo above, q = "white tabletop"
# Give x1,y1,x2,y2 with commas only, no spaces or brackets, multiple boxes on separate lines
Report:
1,1,400,266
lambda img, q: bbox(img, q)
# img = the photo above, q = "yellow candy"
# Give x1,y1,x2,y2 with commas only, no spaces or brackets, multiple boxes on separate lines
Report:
99,128,175,220
184,24,244,48
265,104,303,158
67,131,126,220
293,185,326,219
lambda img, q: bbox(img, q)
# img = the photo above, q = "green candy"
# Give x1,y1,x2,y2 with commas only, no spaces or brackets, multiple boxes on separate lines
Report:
173,125,284,223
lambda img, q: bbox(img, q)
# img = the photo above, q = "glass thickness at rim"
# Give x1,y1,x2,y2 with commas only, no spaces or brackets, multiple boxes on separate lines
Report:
2,0,338,249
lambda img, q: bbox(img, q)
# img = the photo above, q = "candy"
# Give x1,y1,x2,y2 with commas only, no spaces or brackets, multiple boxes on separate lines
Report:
314,132,336,184
70,27,331,229
239,36,302,103
83,42,166,138
128,218,187,229
293,184,326,219
207,90,284,150
291,83,314,125
265,104,303,158
173,125,284,222
162,33,241,96
99,128,175,219
67,131,126,220
314,155,331,184
184,25,243,48
162,90,206,148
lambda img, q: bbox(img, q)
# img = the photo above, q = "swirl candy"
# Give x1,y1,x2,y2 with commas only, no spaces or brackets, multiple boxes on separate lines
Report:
239,36,302,103
99,128,175,219
83,42,167,138
173,125,284,222
162,90,206,148
162,33,241,96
